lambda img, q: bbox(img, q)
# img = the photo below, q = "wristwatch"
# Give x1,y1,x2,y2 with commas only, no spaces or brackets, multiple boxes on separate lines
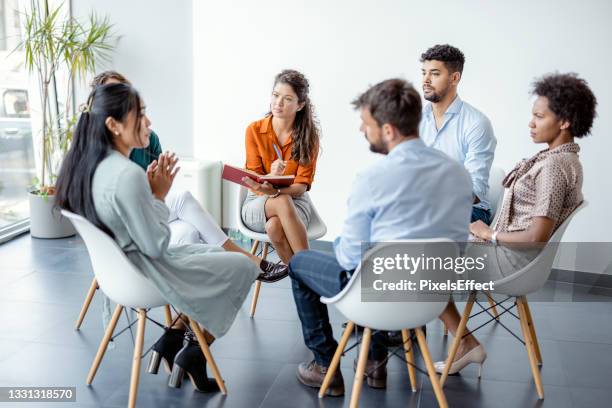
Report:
269,189,281,198
491,231,499,245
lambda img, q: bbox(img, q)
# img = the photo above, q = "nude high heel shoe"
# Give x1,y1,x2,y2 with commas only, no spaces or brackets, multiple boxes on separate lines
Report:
434,344,487,377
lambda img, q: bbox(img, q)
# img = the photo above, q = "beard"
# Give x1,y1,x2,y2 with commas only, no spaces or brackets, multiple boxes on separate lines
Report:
364,133,388,155
424,91,442,103
423,82,450,103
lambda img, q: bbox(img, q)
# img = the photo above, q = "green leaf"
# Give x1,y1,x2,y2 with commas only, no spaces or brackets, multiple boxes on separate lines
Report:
19,1,118,186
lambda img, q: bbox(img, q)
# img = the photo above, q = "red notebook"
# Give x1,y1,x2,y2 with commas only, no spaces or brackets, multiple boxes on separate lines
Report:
222,164,295,188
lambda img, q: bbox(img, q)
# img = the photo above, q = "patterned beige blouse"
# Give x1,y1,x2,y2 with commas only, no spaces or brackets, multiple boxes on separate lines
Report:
494,142,583,234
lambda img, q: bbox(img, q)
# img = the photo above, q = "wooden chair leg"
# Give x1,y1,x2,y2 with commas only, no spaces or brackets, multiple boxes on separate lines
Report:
517,296,544,399
87,304,123,384
128,309,146,408
485,291,499,320
164,305,173,327
190,320,227,395
249,241,268,318
319,321,355,398
401,329,417,392
75,278,98,330
441,291,476,387
350,327,372,408
523,298,543,365
416,327,448,408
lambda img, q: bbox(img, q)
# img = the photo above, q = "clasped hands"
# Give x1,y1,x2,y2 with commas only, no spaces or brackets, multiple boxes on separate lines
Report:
469,220,494,241
147,151,180,200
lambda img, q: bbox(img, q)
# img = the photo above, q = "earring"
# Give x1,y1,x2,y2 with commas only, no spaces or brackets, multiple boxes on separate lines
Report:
115,132,119,136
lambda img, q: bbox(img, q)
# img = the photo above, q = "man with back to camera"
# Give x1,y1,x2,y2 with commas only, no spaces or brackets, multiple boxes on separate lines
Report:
419,44,497,224
288,78,472,396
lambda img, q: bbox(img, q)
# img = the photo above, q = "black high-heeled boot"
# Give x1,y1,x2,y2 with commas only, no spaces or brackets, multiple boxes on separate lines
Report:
147,328,186,375
168,332,220,393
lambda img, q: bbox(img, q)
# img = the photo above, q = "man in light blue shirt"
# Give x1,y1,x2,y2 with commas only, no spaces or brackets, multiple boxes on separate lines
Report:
419,44,497,224
288,79,472,396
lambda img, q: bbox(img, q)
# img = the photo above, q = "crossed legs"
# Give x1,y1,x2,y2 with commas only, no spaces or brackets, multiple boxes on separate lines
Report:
265,194,309,263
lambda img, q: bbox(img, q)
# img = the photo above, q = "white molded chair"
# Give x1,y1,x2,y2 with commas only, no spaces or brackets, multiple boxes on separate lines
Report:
62,210,227,408
319,239,459,408
441,201,588,400
74,218,199,330
487,166,506,220
236,187,327,316
440,166,506,338
482,166,507,320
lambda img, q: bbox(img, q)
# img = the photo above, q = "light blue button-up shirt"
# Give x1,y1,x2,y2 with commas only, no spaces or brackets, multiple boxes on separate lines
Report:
419,96,496,211
333,138,473,271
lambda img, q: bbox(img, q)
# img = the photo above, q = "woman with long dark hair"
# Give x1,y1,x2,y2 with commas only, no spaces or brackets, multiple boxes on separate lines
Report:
55,83,281,392
241,69,321,263
89,71,288,273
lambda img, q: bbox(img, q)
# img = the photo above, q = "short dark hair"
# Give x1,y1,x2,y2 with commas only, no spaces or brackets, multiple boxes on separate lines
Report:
90,70,130,89
532,73,597,138
352,78,422,137
420,44,465,74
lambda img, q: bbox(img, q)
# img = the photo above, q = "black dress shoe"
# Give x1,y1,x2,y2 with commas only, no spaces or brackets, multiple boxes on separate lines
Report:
257,260,289,283
147,328,186,375
168,332,220,393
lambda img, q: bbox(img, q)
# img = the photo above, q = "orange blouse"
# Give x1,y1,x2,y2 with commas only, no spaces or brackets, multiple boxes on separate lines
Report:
244,115,317,190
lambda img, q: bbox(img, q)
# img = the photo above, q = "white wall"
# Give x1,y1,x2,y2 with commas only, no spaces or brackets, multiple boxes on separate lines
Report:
72,0,193,157
193,0,612,273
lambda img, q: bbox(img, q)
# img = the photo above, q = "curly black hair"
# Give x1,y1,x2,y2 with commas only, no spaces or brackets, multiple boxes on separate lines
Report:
532,73,597,138
420,44,465,74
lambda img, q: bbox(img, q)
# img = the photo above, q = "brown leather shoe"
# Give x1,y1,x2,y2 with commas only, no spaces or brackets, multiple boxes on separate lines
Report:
354,358,387,389
296,360,344,397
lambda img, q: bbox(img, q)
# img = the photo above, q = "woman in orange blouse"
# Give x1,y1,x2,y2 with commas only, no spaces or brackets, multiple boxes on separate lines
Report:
241,70,320,264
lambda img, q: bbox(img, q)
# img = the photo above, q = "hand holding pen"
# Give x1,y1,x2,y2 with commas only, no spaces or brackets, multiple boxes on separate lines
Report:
270,143,286,175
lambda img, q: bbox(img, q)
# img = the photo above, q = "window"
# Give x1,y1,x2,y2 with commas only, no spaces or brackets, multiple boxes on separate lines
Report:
0,0,34,240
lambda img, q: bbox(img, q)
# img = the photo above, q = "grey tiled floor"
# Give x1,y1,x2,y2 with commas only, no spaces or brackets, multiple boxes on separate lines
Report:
1,234,612,407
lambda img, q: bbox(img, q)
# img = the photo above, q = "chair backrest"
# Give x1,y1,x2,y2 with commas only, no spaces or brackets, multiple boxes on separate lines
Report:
236,186,250,230
61,210,167,308
493,201,588,296
235,186,269,241
487,166,506,218
321,239,458,331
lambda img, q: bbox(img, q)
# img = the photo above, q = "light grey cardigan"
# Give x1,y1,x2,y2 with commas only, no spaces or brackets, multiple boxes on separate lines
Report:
92,150,259,337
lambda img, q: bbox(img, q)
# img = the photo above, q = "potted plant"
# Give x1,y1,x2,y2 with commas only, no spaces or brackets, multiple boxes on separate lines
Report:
18,0,116,238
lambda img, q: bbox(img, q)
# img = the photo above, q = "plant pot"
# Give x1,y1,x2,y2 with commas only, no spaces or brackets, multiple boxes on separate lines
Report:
28,192,76,239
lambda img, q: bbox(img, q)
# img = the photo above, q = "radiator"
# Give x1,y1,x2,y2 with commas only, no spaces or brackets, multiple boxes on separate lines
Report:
169,158,223,225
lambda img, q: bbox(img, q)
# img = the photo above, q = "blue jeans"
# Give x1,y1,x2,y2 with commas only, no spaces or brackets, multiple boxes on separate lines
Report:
289,250,388,366
471,207,492,225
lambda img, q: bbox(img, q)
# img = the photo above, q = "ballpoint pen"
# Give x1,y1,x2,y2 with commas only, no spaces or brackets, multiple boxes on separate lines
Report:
272,143,283,160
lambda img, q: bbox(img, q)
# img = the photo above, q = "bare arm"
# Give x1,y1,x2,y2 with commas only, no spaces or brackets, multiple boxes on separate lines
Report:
470,216,556,244
241,178,307,198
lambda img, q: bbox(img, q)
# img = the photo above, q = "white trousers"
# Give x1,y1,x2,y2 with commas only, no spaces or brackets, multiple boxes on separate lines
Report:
165,190,228,246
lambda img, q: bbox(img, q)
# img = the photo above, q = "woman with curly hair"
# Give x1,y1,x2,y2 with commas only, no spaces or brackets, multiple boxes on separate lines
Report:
435,72,597,375
241,69,321,264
